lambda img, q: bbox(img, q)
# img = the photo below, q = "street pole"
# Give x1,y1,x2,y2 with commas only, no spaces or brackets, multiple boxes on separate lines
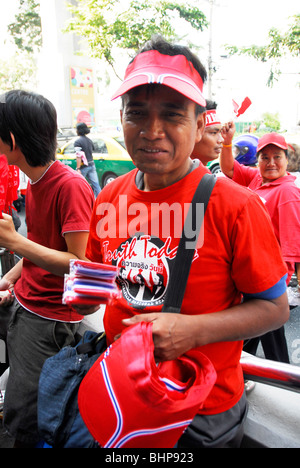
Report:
207,0,214,100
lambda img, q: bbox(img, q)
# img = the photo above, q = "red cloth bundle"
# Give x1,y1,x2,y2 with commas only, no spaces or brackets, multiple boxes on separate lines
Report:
63,260,121,306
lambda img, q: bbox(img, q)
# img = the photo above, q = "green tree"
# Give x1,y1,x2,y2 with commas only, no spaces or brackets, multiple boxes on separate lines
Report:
65,0,208,78
225,14,300,86
8,0,42,54
262,112,281,132
0,54,38,93
0,0,42,92
0,0,41,92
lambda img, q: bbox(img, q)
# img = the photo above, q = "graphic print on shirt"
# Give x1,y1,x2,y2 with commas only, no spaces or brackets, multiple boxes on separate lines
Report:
108,234,174,309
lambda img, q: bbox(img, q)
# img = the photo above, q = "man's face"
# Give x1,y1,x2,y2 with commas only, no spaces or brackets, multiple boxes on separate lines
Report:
121,85,205,190
192,125,224,165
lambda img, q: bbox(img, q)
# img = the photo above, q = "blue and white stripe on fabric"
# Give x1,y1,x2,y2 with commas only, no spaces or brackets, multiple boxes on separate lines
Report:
159,376,188,392
100,359,192,448
115,419,193,448
100,360,123,448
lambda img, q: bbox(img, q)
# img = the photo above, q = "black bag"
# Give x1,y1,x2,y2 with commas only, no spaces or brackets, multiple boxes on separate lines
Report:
162,173,216,313
37,173,216,448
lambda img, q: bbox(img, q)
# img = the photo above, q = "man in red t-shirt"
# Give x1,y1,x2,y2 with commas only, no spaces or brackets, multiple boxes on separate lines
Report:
81,37,289,448
191,101,224,165
0,90,94,446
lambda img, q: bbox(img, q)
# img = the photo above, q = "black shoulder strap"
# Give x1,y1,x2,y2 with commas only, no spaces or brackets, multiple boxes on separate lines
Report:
162,173,216,313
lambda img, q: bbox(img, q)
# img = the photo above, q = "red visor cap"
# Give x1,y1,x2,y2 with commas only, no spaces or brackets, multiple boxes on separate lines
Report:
78,321,216,448
111,50,206,107
257,133,288,152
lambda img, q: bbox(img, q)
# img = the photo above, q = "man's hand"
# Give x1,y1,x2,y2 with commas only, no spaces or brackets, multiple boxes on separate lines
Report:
120,293,289,363
0,213,18,251
121,313,197,362
0,278,14,306
220,121,236,178
221,121,236,146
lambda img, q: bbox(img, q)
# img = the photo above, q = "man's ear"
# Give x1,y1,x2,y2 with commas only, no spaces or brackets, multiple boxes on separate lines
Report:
9,132,16,151
195,112,206,143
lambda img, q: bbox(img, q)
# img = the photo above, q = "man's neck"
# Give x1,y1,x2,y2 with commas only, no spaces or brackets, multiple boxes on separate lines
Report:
21,160,55,183
136,159,199,191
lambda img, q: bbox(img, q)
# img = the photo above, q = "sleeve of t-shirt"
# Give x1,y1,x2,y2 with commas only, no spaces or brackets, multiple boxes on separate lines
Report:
232,160,258,187
74,138,83,152
243,274,287,301
277,193,300,262
58,176,94,235
230,191,288,296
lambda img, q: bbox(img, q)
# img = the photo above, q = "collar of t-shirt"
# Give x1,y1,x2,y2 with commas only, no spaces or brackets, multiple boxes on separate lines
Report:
135,159,200,190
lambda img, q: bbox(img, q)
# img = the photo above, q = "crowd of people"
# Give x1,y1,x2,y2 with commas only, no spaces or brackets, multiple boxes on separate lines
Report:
0,34,298,448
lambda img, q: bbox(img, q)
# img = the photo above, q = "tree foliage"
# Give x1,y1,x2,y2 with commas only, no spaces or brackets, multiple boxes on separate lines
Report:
0,54,38,93
0,0,41,91
64,0,208,77
225,14,300,86
261,112,281,132
8,0,42,54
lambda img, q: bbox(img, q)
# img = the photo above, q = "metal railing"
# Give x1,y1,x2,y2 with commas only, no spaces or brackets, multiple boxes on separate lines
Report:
241,351,300,393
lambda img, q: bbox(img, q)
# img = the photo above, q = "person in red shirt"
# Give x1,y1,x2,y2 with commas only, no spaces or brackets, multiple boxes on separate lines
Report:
191,101,224,165
79,36,289,448
0,90,94,447
220,128,300,363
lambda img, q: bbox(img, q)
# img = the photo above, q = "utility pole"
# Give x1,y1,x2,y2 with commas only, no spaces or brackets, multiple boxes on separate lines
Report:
207,0,214,99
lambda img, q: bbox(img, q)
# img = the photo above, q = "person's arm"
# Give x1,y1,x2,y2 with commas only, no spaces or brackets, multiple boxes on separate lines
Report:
0,213,90,277
219,121,236,178
0,258,23,306
122,292,289,362
2,257,23,286
75,145,83,171
122,191,290,362
296,263,300,293
76,155,82,170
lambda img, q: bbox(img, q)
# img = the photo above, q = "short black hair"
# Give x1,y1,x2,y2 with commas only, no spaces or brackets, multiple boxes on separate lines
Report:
205,100,217,111
0,90,57,167
124,35,207,115
76,122,90,136
137,35,207,82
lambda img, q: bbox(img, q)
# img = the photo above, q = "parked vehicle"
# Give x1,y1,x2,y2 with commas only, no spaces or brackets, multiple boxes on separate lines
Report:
56,133,135,188
57,127,77,148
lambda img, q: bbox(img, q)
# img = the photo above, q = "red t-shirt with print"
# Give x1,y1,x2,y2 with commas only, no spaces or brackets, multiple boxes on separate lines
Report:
14,161,94,322
86,164,287,414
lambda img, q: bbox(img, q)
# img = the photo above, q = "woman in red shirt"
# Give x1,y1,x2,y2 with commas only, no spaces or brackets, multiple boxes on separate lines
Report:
220,130,300,363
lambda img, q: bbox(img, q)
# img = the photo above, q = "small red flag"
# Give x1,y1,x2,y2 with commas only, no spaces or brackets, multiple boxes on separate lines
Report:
232,97,252,117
